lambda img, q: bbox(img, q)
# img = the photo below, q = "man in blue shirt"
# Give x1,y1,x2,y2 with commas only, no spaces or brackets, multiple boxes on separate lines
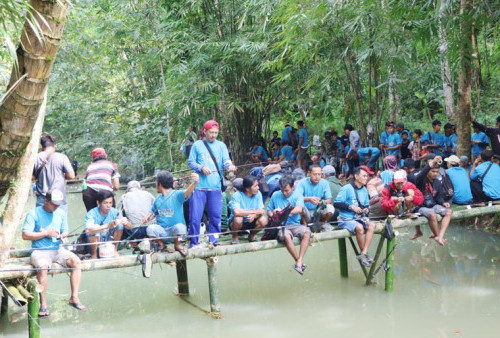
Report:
445,155,473,205
85,190,124,259
22,189,85,315
279,140,296,162
188,120,237,248
442,123,457,159
470,150,500,202
248,143,268,163
421,120,445,156
379,121,392,154
296,120,309,172
281,122,294,147
229,175,267,243
334,167,376,267
382,122,402,157
142,171,198,256
267,175,310,275
357,147,381,171
296,165,334,227
471,125,489,161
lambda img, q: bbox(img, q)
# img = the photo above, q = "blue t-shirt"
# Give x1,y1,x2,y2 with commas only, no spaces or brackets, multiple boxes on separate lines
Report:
267,190,304,226
299,128,309,148
443,134,457,158
471,162,500,199
446,167,472,204
250,146,268,161
380,131,389,146
22,206,68,250
296,178,332,211
421,131,445,155
384,133,402,156
280,145,295,161
334,184,369,220
471,132,489,156
272,148,281,159
281,126,292,143
229,191,264,222
151,190,187,227
380,170,394,185
85,206,119,229
357,147,381,163
188,139,231,190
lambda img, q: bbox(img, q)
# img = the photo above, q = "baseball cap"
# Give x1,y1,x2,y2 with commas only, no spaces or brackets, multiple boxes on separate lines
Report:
403,158,416,169
204,120,219,131
232,178,243,191
358,165,374,175
322,165,336,176
424,153,436,161
92,147,107,159
459,155,468,163
393,170,407,183
444,155,460,165
127,180,141,192
46,189,64,206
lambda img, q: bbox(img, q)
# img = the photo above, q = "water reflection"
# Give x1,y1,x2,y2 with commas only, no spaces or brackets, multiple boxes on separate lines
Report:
2,192,500,337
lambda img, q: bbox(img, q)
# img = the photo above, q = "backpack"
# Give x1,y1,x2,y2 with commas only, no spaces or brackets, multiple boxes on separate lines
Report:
440,171,455,202
261,203,292,241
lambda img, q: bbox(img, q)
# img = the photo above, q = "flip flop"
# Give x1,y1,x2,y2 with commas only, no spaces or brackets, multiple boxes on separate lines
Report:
68,302,86,311
38,307,50,317
231,240,240,245
248,237,259,242
176,247,189,257
292,264,304,275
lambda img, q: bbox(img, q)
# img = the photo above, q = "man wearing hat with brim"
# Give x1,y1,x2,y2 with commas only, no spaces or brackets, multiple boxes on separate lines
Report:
22,189,85,316
444,155,472,205
82,147,120,211
188,120,236,248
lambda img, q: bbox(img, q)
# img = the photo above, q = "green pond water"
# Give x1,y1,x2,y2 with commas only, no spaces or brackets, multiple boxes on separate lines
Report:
1,189,500,337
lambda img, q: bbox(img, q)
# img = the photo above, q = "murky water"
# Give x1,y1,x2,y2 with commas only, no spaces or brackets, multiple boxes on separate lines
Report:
2,189,500,337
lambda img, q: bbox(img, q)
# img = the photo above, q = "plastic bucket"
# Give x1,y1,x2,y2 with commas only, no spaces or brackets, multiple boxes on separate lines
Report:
98,242,114,258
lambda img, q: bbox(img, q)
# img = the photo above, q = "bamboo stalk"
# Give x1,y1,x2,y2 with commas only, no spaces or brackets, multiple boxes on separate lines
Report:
26,279,40,338
16,283,34,302
206,257,221,318
366,236,386,286
385,237,396,292
338,238,348,278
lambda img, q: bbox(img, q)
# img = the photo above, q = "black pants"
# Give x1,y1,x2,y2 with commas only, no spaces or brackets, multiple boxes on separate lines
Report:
82,187,116,212
470,180,492,203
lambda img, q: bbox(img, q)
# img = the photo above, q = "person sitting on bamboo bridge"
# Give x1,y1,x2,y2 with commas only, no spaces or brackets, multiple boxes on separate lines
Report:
295,165,334,229
143,171,199,256
381,170,423,218
84,190,125,259
334,167,376,267
22,189,86,316
228,175,267,244
267,175,310,275
413,156,453,245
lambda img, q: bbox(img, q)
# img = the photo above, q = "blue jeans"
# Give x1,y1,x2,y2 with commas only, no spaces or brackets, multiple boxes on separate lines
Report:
189,189,222,246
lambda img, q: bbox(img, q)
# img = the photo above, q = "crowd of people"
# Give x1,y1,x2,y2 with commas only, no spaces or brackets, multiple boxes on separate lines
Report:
22,116,500,316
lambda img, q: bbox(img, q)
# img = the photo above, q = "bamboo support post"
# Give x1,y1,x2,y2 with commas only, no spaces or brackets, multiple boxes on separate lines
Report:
1,290,8,318
5,282,27,306
338,238,348,278
27,279,40,338
175,260,189,296
365,236,386,286
348,237,368,279
385,237,396,291
206,257,221,318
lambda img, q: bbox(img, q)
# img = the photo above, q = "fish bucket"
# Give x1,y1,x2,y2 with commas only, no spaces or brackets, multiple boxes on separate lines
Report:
98,242,114,258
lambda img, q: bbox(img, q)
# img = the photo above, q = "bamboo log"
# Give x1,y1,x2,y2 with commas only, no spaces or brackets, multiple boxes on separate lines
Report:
16,283,34,302
338,238,348,278
206,257,221,318
385,237,396,291
1,205,499,280
176,260,189,296
27,279,40,338
5,282,27,306
365,236,386,286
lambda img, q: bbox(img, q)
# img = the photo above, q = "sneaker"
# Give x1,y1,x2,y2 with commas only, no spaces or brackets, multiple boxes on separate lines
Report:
364,253,374,265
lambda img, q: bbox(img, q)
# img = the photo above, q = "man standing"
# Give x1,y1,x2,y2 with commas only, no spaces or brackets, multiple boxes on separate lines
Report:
381,122,402,157
472,117,500,156
82,148,120,211
22,189,85,316
296,165,334,226
188,120,237,248
421,120,445,156
471,125,489,162
267,175,310,275
334,167,376,267
442,123,457,159
281,122,294,148
344,124,362,177
296,120,309,171
228,175,267,243
33,134,75,211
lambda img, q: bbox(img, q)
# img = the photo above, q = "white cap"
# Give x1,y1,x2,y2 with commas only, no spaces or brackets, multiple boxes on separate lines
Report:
393,170,407,183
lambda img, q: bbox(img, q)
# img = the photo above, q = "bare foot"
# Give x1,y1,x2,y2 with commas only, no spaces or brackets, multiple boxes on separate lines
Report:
410,231,423,240
434,237,447,246
114,251,120,258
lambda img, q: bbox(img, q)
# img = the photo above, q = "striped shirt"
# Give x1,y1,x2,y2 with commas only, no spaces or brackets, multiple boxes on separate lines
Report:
85,159,120,192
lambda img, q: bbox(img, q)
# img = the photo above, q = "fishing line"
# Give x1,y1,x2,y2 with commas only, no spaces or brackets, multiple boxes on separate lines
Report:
0,280,42,330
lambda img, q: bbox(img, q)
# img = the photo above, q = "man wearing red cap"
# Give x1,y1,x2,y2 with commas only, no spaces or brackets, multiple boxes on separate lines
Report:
188,120,236,247
82,147,120,211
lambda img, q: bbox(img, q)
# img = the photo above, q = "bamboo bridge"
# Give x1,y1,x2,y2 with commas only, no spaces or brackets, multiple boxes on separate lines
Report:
1,204,499,337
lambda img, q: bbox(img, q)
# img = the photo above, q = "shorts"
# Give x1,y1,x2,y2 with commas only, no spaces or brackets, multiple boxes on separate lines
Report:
418,205,449,218
30,248,78,268
338,219,367,234
303,204,335,223
123,226,148,240
229,219,258,231
146,223,187,243
277,225,311,242
297,148,308,161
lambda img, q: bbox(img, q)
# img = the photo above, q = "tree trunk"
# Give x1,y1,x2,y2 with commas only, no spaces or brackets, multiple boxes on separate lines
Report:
471,22,482,113
438,0,455,122
0,0,69,200
456,0,473,158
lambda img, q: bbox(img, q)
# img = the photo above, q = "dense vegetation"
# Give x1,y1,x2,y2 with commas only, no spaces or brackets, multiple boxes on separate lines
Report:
1,0,499,180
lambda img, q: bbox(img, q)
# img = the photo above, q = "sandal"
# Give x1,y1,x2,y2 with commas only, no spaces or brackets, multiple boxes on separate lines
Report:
39,307,50,317
292,264,304,275
68,302,87,311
